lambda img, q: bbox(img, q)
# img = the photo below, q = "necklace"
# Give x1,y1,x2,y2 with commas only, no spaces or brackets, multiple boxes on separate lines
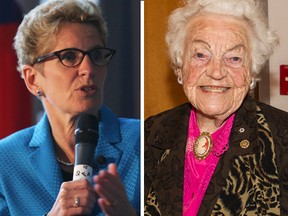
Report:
57,157,74,166
193,132,213,160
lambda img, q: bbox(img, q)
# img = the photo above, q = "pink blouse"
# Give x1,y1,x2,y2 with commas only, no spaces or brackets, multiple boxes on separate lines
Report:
183,108,235,216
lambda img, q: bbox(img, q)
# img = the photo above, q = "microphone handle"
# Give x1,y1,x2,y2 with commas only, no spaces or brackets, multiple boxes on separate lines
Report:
73,142,95,183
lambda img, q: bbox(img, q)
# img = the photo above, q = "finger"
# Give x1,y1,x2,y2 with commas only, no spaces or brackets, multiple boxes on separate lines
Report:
94,174,125,200
64,180,96,201
60,180,96,209
94,169,124,190
70,193,96,209
98,197,118,216
62,179,94,192
107,163,118,177
75,190,97,207
94,182,117,206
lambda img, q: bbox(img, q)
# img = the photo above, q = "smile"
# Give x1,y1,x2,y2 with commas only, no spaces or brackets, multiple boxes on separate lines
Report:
200,86,230,93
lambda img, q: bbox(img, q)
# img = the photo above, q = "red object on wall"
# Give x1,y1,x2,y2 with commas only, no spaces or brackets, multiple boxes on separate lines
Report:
0,0,32,139
280,65,288,95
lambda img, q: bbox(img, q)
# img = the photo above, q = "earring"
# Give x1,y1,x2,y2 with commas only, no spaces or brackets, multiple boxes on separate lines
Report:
249,77,256,89
37,90,43,97
177,76,183,85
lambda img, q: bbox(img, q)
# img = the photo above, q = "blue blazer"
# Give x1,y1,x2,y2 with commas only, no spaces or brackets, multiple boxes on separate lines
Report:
0,106,140,215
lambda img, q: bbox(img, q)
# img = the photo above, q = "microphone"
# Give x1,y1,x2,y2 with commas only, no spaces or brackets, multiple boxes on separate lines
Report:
73,113,99,183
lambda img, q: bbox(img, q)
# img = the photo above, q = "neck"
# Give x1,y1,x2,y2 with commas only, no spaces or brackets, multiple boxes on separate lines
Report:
196,110,227,133
42,100,100,166
45,111,77,164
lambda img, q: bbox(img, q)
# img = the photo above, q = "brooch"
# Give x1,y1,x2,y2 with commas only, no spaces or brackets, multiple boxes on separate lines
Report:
193,132,213,160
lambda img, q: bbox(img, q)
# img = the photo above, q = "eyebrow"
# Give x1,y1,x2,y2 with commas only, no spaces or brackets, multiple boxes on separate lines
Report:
191,40,246,52
227,44,246,52
191,39,211,48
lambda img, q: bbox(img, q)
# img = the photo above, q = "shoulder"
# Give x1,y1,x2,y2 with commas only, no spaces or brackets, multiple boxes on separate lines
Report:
100,105,139,134
145,103,191,123
145,103,191,131
118,118,140,147
0,126,36,172
0,126,35,151
145,103,191,151
0,113,51,151
257,101,288,125
256,101,288,150
118,118,140,132
100,105,140,137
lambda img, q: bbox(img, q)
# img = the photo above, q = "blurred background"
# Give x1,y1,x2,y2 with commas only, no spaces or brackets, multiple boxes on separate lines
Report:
0,0,140,138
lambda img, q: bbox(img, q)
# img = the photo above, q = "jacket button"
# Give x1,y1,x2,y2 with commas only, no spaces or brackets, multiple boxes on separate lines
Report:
239,128,245,133
240,140,250,148
97,155,106,165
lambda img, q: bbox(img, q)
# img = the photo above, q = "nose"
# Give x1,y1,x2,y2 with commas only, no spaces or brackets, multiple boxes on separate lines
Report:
78,55,96,77
205,58,227,80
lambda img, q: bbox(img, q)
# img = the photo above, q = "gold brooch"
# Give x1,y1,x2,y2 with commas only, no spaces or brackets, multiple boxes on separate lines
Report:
193,132,213,160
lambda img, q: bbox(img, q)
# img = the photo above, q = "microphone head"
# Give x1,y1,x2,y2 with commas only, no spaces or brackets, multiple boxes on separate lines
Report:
74,113,99,144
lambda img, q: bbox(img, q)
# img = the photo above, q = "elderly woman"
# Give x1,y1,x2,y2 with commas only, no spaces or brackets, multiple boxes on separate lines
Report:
144,0,288,215
0,0,139,215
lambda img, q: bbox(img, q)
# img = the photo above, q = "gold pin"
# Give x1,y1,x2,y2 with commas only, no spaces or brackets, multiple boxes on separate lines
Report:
240,140,250,149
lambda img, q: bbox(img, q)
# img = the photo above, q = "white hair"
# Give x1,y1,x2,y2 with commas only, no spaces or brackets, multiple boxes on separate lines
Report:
166,0,279,80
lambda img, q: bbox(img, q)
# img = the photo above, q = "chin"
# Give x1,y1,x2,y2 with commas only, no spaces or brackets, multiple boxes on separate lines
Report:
78,102,101,113
198,104,230,116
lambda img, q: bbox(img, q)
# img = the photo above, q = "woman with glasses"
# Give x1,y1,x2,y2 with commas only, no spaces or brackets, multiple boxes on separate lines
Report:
0,0,139,215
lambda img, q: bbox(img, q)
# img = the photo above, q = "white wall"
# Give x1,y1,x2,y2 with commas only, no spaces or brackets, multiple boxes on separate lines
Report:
268,1,288,112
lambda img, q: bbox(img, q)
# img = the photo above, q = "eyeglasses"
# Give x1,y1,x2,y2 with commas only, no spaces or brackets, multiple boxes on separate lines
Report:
33,47,116,67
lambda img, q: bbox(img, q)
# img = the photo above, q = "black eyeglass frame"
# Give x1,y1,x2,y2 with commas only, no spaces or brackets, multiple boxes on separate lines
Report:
32,47,116,67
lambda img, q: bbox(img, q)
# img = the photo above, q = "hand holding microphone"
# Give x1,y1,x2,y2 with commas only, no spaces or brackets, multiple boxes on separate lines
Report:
49,114,137,215
48,114,98,215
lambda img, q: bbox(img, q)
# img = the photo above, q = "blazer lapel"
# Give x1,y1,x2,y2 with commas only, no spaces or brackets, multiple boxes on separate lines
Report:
28,114,62,199
93,106,123,173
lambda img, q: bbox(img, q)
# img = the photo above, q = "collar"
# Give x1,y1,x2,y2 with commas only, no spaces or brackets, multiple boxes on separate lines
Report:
148,95,260,155
99,105,121,144
29,105,122,149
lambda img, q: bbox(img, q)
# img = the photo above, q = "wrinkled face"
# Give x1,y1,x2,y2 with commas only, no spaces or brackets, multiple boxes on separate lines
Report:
38,23,107,116
181,13,252,119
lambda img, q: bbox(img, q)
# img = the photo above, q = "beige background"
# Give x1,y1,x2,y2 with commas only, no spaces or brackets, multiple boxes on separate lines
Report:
144,0,188,119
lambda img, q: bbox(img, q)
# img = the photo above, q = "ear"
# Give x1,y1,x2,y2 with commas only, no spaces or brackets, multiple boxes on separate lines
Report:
22,65,41,97
175,68,182,77
175,68,184,80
